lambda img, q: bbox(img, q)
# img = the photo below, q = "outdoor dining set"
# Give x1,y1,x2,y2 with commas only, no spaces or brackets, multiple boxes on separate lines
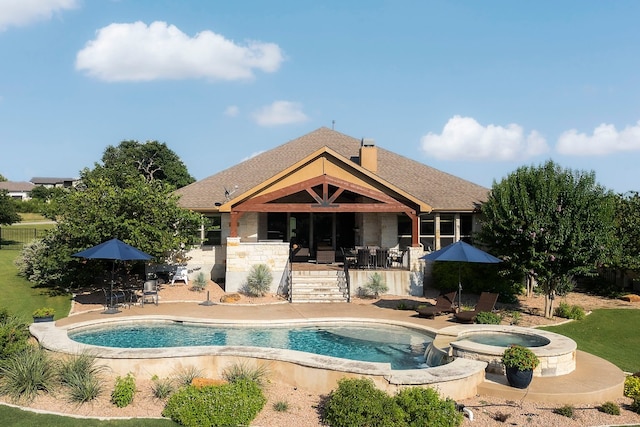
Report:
100,265,191,312
342,246,405,269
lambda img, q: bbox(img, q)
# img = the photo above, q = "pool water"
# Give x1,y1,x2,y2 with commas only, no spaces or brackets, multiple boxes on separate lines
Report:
457,332,550,348
69,322,434,370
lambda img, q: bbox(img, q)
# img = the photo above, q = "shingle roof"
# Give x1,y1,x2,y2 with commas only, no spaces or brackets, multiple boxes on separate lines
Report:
175,127,489,212
0,181,35,192
30,177,76,185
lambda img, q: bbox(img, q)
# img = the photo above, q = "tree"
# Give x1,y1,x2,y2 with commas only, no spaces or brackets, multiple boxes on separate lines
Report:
97,140,195,189
612,192,640,274
0,174,7,182
0,190,21,225
478,160,616,318
16,173,202,288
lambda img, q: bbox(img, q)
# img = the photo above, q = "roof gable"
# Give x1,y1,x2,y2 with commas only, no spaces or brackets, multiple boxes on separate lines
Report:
175,127,489,212
216,146,427,212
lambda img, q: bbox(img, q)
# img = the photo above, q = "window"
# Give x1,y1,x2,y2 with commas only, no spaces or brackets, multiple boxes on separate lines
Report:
397,214,412,250
460,214,473,242
419,213,435,251
203,215,222,246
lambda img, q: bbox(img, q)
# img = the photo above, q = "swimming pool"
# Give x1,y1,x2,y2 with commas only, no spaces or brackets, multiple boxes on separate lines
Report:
69,321,434,370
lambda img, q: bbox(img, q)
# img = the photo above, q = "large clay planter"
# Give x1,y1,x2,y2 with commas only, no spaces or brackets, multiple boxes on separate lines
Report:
32,315,54,323
505,367,533,389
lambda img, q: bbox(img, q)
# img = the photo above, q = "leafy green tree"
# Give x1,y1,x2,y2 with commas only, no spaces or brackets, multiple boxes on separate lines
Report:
28,185,50,201
16,173,202,288
0,190,21,225
96,140,195,189
478,160,616,318
613,192,640,273
0,174,7,181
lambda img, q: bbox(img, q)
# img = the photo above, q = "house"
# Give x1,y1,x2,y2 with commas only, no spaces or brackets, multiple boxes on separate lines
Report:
175,127,489,299
0,181,35,200
30,177,78,189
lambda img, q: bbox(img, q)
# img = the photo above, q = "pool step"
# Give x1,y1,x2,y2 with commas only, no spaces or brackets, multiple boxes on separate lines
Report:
290,270,348,303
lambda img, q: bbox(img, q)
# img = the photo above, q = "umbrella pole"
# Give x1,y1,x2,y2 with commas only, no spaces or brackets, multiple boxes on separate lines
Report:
458,266,462,310
104,261,120,314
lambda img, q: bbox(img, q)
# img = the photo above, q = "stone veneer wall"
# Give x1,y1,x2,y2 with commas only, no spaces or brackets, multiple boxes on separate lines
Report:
224,237,290,293
185,246,226,283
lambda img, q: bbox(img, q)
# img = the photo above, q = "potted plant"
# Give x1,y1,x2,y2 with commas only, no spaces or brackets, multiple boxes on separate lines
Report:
501,344,540,389
32,307,55,323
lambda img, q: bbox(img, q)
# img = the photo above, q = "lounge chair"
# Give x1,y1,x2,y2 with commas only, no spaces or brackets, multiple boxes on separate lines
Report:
454,292,499,323
416,291,457,319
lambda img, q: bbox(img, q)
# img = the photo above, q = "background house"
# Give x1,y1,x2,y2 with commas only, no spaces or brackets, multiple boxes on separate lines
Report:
0,181,35,200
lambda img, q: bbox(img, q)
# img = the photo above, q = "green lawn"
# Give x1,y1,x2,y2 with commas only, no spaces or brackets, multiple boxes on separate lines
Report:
541,308,640,373
0,250,71,322
0,405,177,426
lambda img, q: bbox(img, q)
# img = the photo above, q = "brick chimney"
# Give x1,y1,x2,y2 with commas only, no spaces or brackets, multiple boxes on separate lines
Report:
360,138,377,173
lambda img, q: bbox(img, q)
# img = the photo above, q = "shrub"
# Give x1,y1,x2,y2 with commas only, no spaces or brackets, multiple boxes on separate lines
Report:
191,377,227,388
501,345,540,371
151,374,175,399
245,264,273,297
273,400,289,412
364,273,388,298
509,311,521,325
191,272,208,292
173,365,204,387
162,379,266,427
111,373,136,407
624,374,640,399
0,346,56,402
32,307,55,318
394,386,463,427
553,404,575,418
475,311,502,324
322,378,405,427
222,361,269,387
630,397,640,414
0,310,30,359
395,302,412,310
597,401,620,415
58,352,106,403
554,302,585,320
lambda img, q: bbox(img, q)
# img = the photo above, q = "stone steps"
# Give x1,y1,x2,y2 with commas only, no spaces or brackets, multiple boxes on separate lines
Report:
290,270,348,303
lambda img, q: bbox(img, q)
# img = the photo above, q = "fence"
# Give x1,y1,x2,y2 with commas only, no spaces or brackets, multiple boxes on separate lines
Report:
0,227,48,250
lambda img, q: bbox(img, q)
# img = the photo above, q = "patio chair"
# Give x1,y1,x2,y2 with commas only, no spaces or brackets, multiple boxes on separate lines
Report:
170,266,189,286
102,288,126,310
454,292,499,323
416,291,457,319
357,248,371,269
141,279,159,306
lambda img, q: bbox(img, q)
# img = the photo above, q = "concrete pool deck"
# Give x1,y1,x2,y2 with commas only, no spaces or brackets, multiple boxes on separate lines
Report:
47,300,625,404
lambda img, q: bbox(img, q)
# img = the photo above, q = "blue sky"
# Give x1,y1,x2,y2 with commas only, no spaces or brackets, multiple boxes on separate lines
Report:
1,1,639,194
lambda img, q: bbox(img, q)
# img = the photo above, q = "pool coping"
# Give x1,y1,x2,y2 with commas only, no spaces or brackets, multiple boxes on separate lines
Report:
30,316,488,388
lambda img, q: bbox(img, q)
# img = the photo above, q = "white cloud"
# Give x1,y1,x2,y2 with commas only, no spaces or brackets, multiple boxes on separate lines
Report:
557,121,640,155
75,21,285,82
420,115,549,161
224,105,239,117
0,0,78,31
252,101,308,126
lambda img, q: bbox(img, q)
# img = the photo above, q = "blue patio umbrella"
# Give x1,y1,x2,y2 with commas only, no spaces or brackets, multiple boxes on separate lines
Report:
73,238,153,314
420,240,501,309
